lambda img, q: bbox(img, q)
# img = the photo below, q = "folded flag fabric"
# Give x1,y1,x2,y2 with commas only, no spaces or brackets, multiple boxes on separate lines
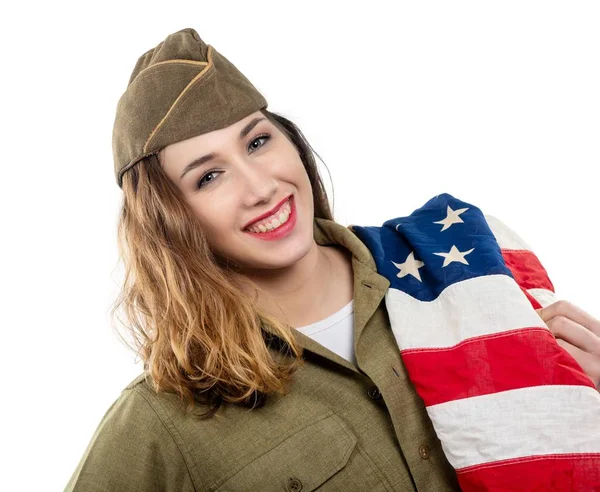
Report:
351,193,600,491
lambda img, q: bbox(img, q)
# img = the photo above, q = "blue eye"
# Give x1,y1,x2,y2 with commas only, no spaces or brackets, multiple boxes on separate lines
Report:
248,133,270,153
195,133,271,190
196,170,220,189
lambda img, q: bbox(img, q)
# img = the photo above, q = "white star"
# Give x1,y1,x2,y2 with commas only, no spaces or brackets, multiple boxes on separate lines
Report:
391,251,425,281
433,205,470,231
433,245,475,267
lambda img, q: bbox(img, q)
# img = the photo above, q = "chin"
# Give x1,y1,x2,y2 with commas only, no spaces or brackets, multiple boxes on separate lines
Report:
265,238,313,269
240,233,314,271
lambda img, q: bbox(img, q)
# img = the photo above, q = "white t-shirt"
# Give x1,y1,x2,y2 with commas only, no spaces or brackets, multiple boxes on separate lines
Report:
295,299,355,364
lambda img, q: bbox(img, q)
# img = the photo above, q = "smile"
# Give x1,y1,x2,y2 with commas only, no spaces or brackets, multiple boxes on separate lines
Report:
244,197,292,233
243,196,297,241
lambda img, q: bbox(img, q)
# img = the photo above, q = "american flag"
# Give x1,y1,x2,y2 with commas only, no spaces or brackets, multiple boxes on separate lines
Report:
352,193,600,491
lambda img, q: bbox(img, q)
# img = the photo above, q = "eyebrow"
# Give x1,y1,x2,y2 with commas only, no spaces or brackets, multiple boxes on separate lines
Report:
179,117,266,181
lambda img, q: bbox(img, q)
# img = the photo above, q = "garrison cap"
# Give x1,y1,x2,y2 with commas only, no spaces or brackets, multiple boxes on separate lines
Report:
112,27,268,188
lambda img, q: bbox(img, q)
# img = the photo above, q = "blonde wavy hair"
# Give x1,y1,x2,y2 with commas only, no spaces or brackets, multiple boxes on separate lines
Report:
111,108,334,419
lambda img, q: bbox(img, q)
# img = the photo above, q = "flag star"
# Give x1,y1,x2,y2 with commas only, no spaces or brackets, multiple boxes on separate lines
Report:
433,205,470,231
391,251,425,281
433,245,475,267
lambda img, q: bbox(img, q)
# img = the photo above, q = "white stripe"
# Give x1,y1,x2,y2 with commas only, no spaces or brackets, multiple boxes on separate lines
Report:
385,274,546,350
483,214,558,308
527,288,559,308
426,385,600,469
484,214,533,251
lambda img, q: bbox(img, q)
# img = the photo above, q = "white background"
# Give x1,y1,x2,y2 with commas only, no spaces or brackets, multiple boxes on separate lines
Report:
2,1,598,490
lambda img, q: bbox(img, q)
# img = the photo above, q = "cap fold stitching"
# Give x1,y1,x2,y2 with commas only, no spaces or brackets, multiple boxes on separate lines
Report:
142,45,216,153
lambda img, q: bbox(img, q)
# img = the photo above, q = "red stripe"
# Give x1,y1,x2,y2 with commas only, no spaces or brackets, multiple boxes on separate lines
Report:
400,328,595,406
501,249,555,292
457,453,600,491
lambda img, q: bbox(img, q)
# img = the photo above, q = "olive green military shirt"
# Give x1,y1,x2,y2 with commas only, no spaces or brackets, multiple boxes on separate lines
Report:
65,218,461,491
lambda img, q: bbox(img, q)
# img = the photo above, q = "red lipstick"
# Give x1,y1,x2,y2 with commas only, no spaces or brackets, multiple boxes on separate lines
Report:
243,195,297,241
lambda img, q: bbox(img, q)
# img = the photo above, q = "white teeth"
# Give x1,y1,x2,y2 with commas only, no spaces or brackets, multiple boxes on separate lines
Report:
247,199,292,233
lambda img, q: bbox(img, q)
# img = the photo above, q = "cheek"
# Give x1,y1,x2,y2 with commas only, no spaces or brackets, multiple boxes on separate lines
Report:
283,154,310,186
190,202,235,243
295,163,313,197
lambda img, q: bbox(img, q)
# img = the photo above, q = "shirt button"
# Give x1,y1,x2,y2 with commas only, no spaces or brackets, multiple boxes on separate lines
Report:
367,385,382,400
287,477,303,491
419,444,430,460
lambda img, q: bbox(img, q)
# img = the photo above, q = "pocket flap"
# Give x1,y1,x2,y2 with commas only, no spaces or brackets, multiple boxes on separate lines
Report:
215,411,357,491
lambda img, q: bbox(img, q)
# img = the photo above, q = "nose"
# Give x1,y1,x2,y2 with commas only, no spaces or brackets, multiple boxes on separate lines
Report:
238,158,279,207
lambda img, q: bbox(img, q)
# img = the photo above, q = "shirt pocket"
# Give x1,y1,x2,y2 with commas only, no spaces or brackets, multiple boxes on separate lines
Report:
214,410,390,492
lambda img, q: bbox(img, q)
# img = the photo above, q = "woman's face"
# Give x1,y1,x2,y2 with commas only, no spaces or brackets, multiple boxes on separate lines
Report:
159,111,316,272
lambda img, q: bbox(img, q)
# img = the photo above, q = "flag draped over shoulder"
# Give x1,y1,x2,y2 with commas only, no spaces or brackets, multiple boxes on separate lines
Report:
351,193,600,491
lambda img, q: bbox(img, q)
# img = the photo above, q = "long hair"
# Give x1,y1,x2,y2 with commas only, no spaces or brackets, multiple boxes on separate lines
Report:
111,108,334,419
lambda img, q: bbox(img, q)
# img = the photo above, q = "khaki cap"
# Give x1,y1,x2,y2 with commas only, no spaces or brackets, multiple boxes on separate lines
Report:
112,27,268,188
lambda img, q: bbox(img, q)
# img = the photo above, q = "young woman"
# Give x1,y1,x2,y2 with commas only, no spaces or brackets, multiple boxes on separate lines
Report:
66,28,600,491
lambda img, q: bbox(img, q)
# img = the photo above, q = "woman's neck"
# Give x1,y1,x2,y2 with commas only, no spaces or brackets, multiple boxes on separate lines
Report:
238,242,354,328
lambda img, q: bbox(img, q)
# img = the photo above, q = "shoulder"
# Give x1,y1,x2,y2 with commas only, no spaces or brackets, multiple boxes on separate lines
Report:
104,372,172,432
90,372,173,438
65,372,198,492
